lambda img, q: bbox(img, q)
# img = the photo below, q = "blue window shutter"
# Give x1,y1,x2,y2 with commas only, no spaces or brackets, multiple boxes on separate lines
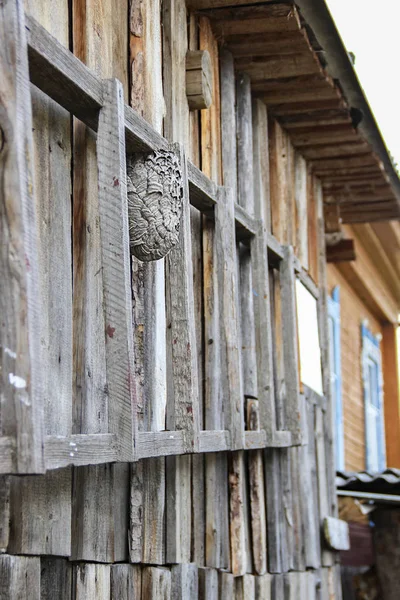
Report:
328,286,344,470
361,323,386,472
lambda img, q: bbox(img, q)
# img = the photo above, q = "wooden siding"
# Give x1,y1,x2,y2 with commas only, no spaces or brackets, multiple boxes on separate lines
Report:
327,265,382,472
0,2,351,598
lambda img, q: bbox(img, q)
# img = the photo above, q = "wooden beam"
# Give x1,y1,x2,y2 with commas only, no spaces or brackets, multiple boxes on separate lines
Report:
0,0,44,473
226,31,310,57
235,53,323,81
326,239,356,263
270,99,346,116
187,0,278,8
323,517,350,551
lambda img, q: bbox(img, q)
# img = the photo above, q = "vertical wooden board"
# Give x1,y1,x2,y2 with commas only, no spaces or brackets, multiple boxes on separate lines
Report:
271,268,285,431
199,16,222,185
219,571,234,600
235,574,255,600
24,0,72,437
191,453,205,565
163,0,190,149
171,563,199,599
215,188,244,449
382,323,400,468
220,48,237,193
280,247,302,444
40,558,72,600
111,564,141,600
74,563,110,600
142,567,171,600
166,454,192,564
269,119,288,245
289,446,306,572
272,574,284,600
279,448,292,573
130,459,143,563
294,153,308,269
0,477,10,552
0,555,40,599
188,13,201,166
236,72,254,214
199,567,218,600
303,396,321,569
252,99,271,231
141,458,165,565
264,448,283,574
8,469,71,556
229,451,247,576
239,244,258,399
165,150,198,563
307,172,319,283
71,463,129,562
96,78,135,460
0,0,44,473
205,452,230,570
315,406,334,567
247,402,267,575
255,574,272,600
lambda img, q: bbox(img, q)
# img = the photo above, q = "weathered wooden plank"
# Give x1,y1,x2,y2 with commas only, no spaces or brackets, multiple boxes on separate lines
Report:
295,153,309,269
71,463,129,562
235,574,256,600
45,433,118,468
255,573,272,600
199,430,230,452
279,448,293,573
0,555,40,599
171,563,199,599
234,204,258,239
74,564,110,600
247,401,267,575
219,571,234,599
289,447,306,571
269,119,288,245
205,452,230,569
272,574,284,599
280,247,302,444
252,99,271,231
264,448,283,573
191,453,205,565
97,78,135,460
315,405,333,567
25,0,73,439
8,469,71,556
301,394,321,569
40,558,72,600
142,567,171,600
110,564,141,600
199,567,218,600
0,477,10,552
229,451,248,576
199,16,222,184
236,72,254,214
0,0,44,474
188,161,218,212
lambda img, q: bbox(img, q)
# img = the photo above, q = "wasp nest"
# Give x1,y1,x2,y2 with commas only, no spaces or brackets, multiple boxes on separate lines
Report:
126,149,183,261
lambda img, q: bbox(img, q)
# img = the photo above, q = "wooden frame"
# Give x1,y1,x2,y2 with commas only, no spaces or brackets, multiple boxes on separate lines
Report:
1,9,308,473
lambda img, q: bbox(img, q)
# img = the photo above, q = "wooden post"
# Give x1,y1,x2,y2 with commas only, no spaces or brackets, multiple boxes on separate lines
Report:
382,323,400,468
0,0,44,473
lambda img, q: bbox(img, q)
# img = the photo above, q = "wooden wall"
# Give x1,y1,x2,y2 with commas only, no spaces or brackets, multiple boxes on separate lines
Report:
1,2,345,598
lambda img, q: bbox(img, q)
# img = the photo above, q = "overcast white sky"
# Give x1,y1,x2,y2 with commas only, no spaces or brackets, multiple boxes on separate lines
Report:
325,0,400,166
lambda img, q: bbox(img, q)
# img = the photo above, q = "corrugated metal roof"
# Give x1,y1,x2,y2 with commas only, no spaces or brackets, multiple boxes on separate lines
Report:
336,469,400,495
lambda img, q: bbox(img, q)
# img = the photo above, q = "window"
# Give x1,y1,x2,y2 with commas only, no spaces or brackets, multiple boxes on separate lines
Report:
327,287,344,471
296,279,323,396
362,323,386,472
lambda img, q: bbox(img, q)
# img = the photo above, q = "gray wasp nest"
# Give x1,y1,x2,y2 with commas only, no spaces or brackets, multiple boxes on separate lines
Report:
126,149,184,261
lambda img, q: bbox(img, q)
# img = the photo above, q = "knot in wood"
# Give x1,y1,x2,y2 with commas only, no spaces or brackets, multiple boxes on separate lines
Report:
126,149,183,261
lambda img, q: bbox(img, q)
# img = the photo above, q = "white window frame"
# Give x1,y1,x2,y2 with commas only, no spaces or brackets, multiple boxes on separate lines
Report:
361,322,386,472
